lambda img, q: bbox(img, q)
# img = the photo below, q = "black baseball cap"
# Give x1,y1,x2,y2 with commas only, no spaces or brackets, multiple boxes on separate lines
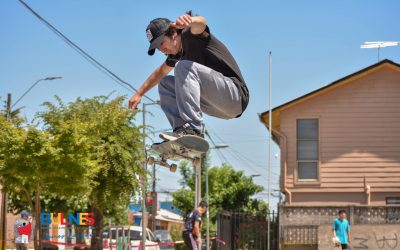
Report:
146,18,172,56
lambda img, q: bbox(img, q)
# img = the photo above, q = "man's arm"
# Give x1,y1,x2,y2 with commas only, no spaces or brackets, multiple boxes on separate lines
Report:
347,224,351,243
193,221,201,244
129,62,172,109
173,15,207,35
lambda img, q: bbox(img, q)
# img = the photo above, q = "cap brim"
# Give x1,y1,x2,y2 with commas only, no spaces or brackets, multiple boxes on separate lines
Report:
148,34,165,56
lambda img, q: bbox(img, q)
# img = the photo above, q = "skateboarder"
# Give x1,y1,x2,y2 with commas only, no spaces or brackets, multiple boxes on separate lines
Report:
182,201,208,250
129,12,249,139
332,210,351,249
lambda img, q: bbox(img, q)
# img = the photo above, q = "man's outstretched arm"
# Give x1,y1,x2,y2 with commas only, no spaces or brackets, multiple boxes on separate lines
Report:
129,62,172,109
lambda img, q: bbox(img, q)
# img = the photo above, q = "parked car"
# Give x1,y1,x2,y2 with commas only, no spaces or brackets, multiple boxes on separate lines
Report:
154,230,174,250
103,226,160,250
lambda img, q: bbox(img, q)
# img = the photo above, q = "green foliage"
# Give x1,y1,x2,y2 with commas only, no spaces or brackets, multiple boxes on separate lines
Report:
172,158,267,235
0,115,95,202
169,225,186,250
36,95,145,222
0,95,145,234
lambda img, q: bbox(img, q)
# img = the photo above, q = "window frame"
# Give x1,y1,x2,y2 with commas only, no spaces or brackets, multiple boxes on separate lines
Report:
295,118,320,183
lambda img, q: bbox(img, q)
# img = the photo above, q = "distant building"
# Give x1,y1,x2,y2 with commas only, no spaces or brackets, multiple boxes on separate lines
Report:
159,201,182,215
129,200,183,232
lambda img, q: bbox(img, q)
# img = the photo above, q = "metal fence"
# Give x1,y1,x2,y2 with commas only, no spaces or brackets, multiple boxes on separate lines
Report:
216,210,278,250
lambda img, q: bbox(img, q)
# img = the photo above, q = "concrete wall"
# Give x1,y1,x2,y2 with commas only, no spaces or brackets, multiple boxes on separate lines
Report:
279,205,400,250
318,224,400,249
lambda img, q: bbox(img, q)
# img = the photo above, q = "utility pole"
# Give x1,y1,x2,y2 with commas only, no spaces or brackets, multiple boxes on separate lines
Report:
6,94,11,119
0,94,11,250
152,163,156,233
141,101,159,250
267,51,272,250
141,103,147,250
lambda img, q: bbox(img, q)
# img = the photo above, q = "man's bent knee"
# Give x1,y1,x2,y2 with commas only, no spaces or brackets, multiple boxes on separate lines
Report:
158,75,175,92
175,60,196,75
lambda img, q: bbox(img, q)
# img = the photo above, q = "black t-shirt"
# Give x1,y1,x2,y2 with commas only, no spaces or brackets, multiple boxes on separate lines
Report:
183,209,202,234
165,26,249,116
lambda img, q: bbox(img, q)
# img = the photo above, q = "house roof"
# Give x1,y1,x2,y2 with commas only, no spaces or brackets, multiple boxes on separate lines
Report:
136,208,183,223
259,59,400,139
154,209,183,223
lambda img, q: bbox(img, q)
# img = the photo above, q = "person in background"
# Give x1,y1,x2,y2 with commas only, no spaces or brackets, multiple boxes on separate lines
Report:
332,210,351,249
14,210,33,250
182,201,208,250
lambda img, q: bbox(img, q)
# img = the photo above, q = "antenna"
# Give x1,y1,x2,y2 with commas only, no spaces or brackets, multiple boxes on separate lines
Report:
361,41,399,61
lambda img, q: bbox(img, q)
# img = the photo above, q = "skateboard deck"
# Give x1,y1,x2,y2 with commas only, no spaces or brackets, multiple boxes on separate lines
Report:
148,135,209,164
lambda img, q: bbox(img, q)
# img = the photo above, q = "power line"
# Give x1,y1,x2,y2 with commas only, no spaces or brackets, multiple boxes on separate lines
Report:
206,128,264,175
207,128,262,173
18,0,156,103
207,127,281,176
204,129,232,166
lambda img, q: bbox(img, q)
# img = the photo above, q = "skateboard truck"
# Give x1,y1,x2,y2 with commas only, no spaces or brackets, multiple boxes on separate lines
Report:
147,156,177,173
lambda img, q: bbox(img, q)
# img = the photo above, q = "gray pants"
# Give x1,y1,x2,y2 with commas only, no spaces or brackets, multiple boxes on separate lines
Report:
159,60,242,132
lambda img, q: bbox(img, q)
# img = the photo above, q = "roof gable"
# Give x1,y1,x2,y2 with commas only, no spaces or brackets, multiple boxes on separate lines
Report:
259,59,400,141
261,59,400,118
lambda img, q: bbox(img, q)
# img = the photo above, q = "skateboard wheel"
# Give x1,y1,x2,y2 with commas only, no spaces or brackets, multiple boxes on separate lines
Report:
170,164,177,173
147,157,155,165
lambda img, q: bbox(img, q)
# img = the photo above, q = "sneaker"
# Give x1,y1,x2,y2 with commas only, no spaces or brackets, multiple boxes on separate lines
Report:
160,124,203,141
174,126,202,137
159,131,178,141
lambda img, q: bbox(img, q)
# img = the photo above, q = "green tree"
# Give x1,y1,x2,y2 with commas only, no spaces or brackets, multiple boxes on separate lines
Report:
0,114,96,250
37,95,144,249
0,95,145,250
172,159,266,236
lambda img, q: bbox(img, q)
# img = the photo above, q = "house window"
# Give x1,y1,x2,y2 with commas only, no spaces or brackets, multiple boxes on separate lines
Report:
386,197,400,205
297,119,319,181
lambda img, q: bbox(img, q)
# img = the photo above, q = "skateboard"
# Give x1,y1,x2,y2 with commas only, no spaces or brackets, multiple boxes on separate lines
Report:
147,135,209,171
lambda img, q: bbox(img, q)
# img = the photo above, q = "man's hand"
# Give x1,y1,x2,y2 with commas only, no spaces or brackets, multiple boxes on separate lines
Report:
129,93,142,110
172,14,192,29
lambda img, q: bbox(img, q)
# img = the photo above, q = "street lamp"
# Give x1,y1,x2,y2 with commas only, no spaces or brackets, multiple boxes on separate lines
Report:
209,144,229,149
206,143,229,250
1,76,62,250
10,77,62,110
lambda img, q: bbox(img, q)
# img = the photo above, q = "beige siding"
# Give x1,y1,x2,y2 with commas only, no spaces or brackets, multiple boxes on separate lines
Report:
280,65,400,205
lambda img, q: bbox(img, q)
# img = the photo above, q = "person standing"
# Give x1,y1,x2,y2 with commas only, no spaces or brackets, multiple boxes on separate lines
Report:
14,210,32,250
332,210,351,249
182,201,208,250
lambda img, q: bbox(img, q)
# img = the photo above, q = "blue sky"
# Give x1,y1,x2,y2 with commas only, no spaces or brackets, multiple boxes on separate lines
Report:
1,0,399,210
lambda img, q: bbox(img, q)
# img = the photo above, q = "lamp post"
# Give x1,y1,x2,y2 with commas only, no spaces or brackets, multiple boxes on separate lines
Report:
206,143,229,250
267,51,272,250
11,77,62,110
141,101,159,250
0,76,62,250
